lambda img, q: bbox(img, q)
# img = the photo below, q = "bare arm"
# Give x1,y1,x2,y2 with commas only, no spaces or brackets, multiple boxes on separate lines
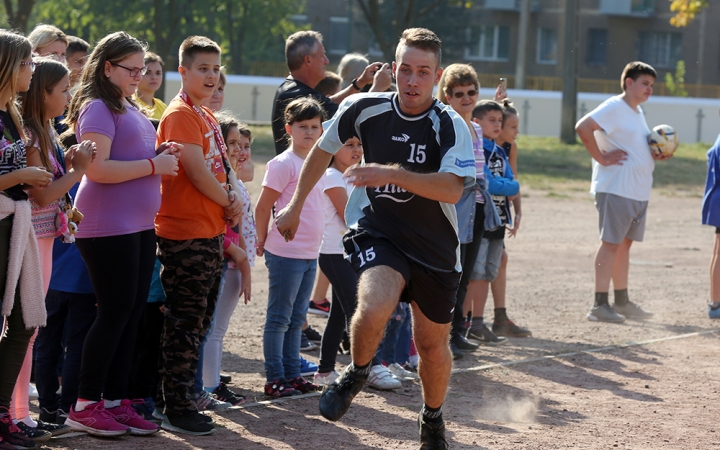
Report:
329,62,383,104
0,168,52,192
26,140,97,207
575,116,627,166
180,142,232,208
254,186,282,256
275,144,333,240
325,186,349,223
346,163,465,204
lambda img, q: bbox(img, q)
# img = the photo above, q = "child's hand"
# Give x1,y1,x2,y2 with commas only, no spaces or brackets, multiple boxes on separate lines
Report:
256,240,265,257
652,152,673,161
157,141,183,156
153,148,179,176
507,213,521,238
228,245,247,267
71,140,96,174
238,260,251,304
225,191,242,225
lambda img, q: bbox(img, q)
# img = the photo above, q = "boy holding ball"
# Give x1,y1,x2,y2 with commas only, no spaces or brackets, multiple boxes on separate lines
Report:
575,61,672,323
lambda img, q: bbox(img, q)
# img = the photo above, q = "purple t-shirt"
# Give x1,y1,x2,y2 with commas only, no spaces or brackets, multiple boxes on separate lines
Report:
75,99,160,238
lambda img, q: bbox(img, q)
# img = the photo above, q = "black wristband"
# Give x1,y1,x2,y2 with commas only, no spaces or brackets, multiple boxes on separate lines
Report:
351,78,361,91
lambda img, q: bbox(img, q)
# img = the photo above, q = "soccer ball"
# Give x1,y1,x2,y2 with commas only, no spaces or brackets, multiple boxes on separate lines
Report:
648,124,678,157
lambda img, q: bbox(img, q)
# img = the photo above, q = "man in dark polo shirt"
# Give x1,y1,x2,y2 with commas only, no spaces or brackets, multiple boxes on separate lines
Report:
271,30,391,154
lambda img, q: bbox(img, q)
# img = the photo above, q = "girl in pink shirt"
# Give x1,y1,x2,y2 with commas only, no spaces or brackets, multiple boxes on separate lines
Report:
255,98,325,398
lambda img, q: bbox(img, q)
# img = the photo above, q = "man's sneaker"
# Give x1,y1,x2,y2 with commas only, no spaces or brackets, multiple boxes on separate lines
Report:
709,304,720,319
106,400,160,435
153,408,212,424
300,357,319,377
308,299,331,317
264,379,300,398
367,364,402,390
66,401,130,437
418,412,449,450
467,323,509,345
492,318,532,337
195,390,231,411
319,364,368,421
14,422,51,443
289,376,319,393
587,304,626,323
612,301,654,320
0,411,38,449
300,333,318,351
211,383,247,406
449,341,464,360
450,332,479,351
219,373,232,384
130,397,157,422
303,326,323,344
38,408,58,424
314,370,340,387
34,419,71,437
161,411,215,436
387,362,416,380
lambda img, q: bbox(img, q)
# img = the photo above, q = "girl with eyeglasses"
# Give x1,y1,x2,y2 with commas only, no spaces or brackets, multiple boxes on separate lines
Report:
63,31,181,437
0,30,56,450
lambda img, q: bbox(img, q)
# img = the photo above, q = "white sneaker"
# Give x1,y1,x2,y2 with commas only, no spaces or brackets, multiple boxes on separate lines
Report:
313,370,340,386
195,390,231,411
387,363,415,380
367,365,401,390
29,383,38,400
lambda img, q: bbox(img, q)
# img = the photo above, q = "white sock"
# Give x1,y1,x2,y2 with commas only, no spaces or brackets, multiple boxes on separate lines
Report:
18,416,38,427
104,399,121,409
74,399,98,412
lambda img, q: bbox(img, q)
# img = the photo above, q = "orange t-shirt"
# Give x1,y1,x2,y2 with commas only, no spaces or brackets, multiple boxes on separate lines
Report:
155,97,228,240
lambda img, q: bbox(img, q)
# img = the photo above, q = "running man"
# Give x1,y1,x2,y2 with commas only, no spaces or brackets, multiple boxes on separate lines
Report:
276,28,475,450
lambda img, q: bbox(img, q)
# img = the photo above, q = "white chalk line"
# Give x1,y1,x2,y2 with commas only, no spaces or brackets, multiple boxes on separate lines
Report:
52,328,719,440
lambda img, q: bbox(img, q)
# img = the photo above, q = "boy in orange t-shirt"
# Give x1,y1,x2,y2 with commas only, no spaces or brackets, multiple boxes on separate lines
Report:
154,36,241,436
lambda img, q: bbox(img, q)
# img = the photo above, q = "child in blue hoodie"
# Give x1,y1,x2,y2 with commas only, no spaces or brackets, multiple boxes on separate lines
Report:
702,132,720,318
462,100,520,334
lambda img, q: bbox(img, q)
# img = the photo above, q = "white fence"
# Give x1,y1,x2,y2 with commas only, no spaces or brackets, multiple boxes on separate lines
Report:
164,72,720,143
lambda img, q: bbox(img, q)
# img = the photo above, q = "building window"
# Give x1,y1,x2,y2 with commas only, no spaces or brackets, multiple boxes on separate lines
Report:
587,29,607,66
631,0,655,13
464,25,510,61
537,28,557,64
328,17,349,55
638,31,681,68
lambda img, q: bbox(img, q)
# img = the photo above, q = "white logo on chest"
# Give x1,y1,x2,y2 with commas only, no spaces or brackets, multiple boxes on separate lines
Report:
391,133,410,142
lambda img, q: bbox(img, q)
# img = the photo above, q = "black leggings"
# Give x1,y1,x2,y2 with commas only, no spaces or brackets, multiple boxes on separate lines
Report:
0,216,34,408
75,229,156,401
317,253,357,373
452,205,485,335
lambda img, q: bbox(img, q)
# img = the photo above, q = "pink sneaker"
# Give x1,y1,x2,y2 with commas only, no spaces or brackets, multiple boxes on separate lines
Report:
66,401,129,437
106,400,160,435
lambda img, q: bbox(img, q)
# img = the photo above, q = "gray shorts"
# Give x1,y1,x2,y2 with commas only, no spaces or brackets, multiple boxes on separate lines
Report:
470,238,504,281
595,192,648,244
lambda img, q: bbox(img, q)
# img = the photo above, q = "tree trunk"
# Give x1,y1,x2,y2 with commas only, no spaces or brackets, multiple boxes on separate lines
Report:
560,0,579,144
515,0,530,89
4,0,35,32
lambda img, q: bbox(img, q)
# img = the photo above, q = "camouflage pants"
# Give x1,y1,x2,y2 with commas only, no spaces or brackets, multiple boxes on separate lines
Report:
156,235,223,413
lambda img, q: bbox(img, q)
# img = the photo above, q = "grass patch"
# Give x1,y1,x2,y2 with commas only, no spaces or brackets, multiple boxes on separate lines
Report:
248,126,709,194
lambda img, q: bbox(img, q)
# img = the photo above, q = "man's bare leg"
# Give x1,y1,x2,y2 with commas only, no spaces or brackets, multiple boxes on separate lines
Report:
410,303,452,409
611,238,633,291
595,240,620,292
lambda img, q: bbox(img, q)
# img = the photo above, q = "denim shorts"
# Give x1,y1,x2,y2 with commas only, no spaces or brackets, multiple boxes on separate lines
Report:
470,237,504,281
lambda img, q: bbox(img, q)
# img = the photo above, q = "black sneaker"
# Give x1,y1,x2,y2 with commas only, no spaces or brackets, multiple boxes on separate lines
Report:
492,318,532,337
449,341,464,360
0,411,38,449
212,383,247,406
308,299,331,317
38,407,58,424
161,411,215,436
467,323,508,345
418,412,449,450
319,364,368,421
35,419,71,437
303,326,323,344
14,422,52,443
289,376,320,394
450,332,479,351
219,373,232,384
300,333,318,351
153,408,212,424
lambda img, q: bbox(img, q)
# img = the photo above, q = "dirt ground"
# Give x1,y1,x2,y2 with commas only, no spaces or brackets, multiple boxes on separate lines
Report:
41,182,720,450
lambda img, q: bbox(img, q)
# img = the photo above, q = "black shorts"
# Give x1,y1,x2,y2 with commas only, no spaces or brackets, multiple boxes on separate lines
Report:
343,229,461,324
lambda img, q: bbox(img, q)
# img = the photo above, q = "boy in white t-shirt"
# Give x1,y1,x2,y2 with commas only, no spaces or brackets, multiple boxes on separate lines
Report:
575,61,672,323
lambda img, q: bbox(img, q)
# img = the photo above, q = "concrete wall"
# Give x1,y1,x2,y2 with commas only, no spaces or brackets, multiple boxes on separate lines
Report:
165,72,720,144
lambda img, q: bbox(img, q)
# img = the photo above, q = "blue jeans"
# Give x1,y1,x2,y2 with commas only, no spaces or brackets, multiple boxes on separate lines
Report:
263,251,316,381
380,303,412,365
34,290,97,412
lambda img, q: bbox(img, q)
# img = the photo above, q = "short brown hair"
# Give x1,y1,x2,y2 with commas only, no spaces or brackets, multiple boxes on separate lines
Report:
620,61,657,91
396,28,441,67
472,99,503,121
179,36,221,68
144,51,164,67
285,31,322,72
437,63,478,104
315,71,342,97
284,97,325,125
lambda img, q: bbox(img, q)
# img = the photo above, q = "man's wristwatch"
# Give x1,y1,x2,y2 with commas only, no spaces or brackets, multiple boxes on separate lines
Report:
351,78,361,91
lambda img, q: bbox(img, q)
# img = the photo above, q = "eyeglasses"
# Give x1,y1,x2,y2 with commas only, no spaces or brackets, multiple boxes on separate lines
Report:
20,61,36,73
452,89,478,99
111,63,148,77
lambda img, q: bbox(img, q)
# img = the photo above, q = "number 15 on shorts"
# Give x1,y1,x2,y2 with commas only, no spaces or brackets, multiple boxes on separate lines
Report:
357,247,376,267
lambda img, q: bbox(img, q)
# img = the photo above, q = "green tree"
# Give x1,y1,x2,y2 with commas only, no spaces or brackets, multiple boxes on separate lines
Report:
665,60,688,97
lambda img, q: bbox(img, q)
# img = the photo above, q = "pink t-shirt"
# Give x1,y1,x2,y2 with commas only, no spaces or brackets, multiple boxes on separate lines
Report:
262,150,325,259
75,99,160,238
